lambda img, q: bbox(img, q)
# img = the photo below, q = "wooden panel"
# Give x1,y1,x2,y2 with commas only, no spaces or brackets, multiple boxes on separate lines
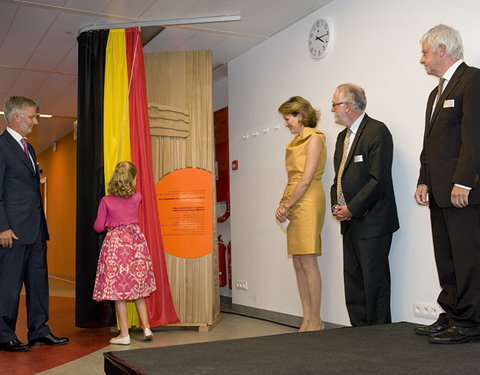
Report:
144,50,219,326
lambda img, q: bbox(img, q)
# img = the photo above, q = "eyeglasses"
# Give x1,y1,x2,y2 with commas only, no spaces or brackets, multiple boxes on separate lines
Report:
331,102,347,108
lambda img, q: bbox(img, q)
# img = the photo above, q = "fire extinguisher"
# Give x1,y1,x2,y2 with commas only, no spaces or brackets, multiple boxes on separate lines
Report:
218,235,227,287
227,241,232,289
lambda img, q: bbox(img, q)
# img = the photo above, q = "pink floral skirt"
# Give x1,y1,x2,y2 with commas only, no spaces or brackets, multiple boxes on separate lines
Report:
93,224,156,301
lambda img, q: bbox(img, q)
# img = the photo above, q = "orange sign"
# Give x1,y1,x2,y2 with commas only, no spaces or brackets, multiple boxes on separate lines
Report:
155,168,213,258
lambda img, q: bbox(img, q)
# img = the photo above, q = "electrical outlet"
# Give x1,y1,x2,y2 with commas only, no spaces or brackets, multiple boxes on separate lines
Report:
413,302,441,318
235,280,248,290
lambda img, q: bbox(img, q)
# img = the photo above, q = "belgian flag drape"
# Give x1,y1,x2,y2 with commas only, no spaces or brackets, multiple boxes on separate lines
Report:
76,27,179,328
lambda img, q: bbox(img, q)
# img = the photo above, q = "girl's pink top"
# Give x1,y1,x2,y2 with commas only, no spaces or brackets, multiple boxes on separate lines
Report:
93,192,141,232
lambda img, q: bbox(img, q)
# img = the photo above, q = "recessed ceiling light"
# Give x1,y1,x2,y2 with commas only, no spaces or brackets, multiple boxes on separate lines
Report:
0,110,53,118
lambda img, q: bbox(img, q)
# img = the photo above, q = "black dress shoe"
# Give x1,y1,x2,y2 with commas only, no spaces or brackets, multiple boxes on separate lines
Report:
0,338,30,352
29,333,69,346
429,325,480,344
413,313,449,336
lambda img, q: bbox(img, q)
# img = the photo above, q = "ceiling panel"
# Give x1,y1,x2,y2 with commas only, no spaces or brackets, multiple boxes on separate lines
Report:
0,3,18,46
29,0,70,6
64,0,111,13
0,69,20,97
34,74,77,111
192,0,330,35
55,44,77,73
208,36,261,67
143,28,197,53
174,30,226,52
0,5,57,66
25,12,94,70
48,79,77,116
141,0,215,20
175,0,242,18
102,0,157,19
0,0,332,152
8,70,51,98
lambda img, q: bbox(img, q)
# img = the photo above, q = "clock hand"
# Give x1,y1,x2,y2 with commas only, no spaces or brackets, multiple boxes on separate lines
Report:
315,34,328,40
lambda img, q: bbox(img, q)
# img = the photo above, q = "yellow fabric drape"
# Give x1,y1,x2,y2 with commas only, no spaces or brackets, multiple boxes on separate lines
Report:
104,29,131,189
103,28,138,328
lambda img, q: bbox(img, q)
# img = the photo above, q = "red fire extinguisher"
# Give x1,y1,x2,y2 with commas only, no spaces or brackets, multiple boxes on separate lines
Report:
227,241,232,289
218,235,227,287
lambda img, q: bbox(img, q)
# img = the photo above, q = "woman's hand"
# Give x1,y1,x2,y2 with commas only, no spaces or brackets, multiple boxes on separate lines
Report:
275,204,290,222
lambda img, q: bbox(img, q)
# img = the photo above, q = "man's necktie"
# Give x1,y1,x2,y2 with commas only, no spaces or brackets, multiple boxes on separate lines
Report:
336,129,352,206
21,138,30,159
434,78,445,109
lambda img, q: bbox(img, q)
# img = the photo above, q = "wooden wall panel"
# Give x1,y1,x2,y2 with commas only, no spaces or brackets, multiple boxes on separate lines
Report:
144,50,219,328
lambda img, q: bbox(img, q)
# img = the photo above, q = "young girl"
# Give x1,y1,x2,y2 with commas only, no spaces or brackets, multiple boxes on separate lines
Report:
93,161,157,345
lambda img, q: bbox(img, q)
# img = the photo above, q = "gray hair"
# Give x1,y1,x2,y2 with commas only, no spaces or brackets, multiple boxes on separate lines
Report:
337,83,367,111
421,24,464,59
3,96,37,124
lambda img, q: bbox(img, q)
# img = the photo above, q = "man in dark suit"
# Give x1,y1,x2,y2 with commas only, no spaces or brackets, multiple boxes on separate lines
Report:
331,83,399,326
414,25,480,344
0,96,68,352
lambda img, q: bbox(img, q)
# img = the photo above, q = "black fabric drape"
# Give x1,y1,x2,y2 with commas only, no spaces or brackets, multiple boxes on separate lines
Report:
75,30,115,327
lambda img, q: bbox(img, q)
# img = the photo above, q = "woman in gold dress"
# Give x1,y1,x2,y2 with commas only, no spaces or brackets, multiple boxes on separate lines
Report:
275,96,326,332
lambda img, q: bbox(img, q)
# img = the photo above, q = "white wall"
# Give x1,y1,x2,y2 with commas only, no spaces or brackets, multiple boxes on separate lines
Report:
228,0,480,326
213,73,228,112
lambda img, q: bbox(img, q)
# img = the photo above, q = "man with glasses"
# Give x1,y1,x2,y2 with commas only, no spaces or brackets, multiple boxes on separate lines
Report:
330,83,399,326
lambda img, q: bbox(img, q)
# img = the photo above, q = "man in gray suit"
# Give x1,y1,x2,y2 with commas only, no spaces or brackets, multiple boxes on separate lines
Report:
0,96,68,352
331,84,399,326
414,25,480,344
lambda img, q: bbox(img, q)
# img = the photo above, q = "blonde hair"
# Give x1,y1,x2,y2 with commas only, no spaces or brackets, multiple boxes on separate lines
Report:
107,161,137,198
278,96,319,128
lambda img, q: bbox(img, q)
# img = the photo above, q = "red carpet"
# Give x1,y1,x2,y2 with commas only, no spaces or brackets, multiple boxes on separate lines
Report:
0,296,112,375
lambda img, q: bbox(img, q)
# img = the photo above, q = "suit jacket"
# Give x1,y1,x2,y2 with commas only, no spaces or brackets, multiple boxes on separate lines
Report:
331,114,399,239
0,130,49,245
418,62,480,207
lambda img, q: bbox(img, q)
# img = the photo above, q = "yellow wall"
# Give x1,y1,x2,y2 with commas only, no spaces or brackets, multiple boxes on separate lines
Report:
37,132,76,281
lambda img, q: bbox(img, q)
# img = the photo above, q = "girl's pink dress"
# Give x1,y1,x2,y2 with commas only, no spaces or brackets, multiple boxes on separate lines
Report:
92,192,156,301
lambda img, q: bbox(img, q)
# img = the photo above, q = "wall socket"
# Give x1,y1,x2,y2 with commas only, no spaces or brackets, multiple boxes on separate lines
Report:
235,280,248,290
413,302,441,318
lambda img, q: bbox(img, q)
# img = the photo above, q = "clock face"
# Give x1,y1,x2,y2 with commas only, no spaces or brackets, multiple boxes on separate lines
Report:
308,19,330,59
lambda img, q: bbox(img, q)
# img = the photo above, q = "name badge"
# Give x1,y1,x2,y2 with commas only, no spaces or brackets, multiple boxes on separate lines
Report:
354,155,363,163
443,99,455,108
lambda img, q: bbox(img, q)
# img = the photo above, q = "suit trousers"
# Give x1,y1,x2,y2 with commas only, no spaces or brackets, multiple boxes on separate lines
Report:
0,231,50,343
429,198,480,327
343,226,392,326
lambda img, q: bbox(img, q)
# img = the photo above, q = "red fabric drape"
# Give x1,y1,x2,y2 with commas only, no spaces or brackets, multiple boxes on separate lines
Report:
125,28,179,326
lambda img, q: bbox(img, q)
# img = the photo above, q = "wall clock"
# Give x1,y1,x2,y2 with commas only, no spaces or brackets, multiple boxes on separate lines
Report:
308,19,331,59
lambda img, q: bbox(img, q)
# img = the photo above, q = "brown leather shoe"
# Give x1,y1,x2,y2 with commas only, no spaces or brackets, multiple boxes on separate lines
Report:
413,313,449,336
429,325,480,344
0,338,30,352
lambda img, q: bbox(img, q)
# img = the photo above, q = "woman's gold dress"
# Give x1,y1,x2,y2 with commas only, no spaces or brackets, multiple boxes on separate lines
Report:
281,127,326,255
